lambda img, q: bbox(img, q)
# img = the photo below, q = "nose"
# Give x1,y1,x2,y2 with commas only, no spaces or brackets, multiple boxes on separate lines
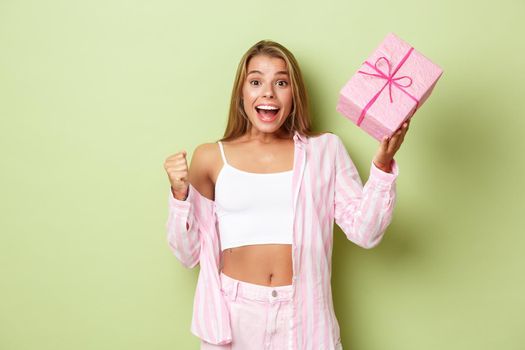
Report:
262,85,275,98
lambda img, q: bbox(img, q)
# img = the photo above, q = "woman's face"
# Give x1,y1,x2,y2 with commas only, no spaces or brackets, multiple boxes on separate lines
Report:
242,55,293,135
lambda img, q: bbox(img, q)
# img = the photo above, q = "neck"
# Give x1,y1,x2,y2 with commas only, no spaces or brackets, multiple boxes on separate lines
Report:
243,127,290,144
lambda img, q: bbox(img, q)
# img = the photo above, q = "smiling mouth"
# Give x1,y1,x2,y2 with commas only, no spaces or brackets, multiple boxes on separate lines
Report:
255,106,280,118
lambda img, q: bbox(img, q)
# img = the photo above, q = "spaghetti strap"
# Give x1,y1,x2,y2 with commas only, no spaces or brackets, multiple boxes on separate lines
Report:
217,141,228,165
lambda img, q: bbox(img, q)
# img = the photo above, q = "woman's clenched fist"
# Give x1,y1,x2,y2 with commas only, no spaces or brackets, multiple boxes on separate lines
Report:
164,150,189,200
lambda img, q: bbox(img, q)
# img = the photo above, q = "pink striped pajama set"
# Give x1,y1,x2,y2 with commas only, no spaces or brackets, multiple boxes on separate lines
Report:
166,131,398,349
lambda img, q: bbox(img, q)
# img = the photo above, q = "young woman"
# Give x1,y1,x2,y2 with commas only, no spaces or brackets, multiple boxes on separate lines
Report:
164,40,409,350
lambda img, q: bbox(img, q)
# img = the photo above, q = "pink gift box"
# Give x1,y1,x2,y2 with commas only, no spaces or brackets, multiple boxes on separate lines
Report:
336,32,443,141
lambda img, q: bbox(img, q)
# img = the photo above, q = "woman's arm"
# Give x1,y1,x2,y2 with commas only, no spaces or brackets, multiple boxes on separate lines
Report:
333,122,409,248
166,184,201,268
165,144,215,268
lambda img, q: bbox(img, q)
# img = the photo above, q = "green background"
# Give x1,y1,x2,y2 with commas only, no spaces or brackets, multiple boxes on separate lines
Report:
1,0,524,349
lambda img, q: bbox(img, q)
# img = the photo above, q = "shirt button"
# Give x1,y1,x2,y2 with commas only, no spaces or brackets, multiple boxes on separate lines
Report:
272,290,277,297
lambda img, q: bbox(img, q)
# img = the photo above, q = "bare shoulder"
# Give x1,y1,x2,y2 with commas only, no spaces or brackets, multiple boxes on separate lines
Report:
192,142,218,162
188,142,219,200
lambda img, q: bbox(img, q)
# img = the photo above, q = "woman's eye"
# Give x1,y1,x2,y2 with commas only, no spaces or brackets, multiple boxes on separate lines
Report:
276,80,288,87
250,80,260,86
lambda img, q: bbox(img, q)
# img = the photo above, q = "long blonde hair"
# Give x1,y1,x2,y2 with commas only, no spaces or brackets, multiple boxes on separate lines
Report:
220,40,325,142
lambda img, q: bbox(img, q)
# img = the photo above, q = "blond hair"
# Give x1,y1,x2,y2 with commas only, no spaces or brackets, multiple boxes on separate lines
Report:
220,40,325,142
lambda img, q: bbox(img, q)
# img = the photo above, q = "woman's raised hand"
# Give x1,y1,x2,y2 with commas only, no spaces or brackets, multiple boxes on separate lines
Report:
164,150,190,200
372,120,410,173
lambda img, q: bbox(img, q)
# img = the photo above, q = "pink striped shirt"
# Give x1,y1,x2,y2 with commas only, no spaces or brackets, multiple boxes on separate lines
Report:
166,130,398,349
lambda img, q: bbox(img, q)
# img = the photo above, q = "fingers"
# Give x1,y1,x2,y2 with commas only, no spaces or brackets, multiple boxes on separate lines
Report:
374,121,410,169
387,129,402,153
172,150,187,160
380,135,389,153
396,123,408,146
164,150,189,183
384,121,409,154
399,120,410,142
164,150,187,166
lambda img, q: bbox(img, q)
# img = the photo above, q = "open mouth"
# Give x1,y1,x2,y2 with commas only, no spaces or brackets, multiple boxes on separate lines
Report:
255,105,280,121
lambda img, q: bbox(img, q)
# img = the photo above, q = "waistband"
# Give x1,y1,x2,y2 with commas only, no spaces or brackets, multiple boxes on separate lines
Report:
220,271,293,302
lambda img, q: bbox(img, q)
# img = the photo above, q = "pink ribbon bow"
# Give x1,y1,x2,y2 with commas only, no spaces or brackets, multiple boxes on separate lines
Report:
356,47,420,126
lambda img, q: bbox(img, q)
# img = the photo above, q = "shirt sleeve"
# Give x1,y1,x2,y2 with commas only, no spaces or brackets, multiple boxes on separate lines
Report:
166,184,201,268
333,135,398,248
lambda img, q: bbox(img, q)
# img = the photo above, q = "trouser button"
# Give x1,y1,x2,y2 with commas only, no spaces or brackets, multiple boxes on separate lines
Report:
272,290,277,297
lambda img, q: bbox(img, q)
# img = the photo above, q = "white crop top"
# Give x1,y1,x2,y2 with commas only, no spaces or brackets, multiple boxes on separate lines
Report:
215,141,294,251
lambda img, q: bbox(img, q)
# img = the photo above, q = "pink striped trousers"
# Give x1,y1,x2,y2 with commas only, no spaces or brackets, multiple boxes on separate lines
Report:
200,271,294,350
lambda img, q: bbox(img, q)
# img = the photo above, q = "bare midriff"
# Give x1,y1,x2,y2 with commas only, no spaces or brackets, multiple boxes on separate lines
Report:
220,244,293,287
213,138,295,287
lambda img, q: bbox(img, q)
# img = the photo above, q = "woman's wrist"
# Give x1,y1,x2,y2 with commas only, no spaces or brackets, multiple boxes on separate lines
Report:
373,160,392,173
172,187,189,201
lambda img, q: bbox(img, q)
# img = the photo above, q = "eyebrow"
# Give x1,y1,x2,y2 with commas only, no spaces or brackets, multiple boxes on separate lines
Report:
247,70,289,76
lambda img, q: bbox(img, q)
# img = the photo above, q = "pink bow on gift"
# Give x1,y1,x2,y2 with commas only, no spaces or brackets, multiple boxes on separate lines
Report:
356,47,420,126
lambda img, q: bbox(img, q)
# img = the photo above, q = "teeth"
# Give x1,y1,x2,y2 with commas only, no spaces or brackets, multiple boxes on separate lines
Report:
256,105,279,110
